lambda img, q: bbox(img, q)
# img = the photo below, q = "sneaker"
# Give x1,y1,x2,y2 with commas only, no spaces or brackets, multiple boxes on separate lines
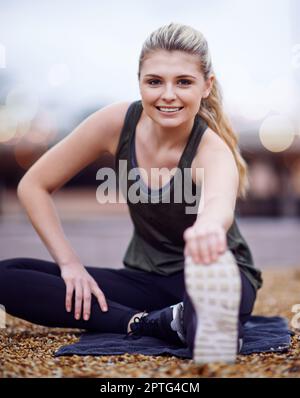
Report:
184,250,241,364
127,303,185,346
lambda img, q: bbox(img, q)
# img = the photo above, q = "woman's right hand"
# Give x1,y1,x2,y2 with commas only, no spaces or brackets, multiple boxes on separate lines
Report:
60,262,108,321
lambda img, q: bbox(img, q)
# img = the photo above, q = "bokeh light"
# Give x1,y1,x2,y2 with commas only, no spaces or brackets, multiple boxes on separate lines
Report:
222,69,297,122
259,115,295,152
0,106,17,143
24,110,58,145
0,85,40,145
6,85,39,123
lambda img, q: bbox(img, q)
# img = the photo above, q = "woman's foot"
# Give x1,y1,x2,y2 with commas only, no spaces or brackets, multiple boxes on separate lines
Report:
127,302,185,346
184,250,241,364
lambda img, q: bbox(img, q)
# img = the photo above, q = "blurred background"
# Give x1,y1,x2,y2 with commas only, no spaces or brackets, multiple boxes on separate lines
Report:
0,0,299,269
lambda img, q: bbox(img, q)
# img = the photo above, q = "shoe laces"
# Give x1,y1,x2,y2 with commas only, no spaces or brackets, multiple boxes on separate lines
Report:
124,310,158,340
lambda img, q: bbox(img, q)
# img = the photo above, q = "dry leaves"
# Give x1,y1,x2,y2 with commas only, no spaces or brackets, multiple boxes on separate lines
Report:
1,267,300,378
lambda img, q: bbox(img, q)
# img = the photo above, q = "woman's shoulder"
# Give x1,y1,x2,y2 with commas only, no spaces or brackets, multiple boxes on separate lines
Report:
191,126,237,184
196,126,233,158
92,100,133,156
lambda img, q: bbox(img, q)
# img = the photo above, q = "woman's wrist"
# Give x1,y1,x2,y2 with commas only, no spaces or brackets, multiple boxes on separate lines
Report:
195,209,234,232
56,256,83,269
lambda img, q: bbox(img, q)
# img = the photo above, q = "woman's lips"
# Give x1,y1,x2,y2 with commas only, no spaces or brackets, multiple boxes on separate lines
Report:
155,106,184,115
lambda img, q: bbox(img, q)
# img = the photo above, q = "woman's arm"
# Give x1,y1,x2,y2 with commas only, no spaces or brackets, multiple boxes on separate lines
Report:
184,127,239,264
17,101,131,319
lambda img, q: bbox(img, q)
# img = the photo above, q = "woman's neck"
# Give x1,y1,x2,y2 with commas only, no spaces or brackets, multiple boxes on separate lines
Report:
142,111,195,151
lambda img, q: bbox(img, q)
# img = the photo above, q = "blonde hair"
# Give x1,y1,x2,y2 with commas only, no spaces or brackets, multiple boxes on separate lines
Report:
137,22,249,198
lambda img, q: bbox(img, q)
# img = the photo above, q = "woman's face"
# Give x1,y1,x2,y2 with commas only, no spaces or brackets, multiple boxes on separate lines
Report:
139,50,213,128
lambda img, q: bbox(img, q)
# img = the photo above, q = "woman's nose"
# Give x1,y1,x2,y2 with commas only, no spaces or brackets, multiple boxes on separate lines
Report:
161,83,176,100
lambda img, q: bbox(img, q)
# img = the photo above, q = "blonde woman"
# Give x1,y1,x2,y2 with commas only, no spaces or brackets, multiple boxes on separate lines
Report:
0,23,262,364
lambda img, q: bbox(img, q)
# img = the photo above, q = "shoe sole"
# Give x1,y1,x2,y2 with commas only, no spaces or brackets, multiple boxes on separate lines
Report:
184,250,241,364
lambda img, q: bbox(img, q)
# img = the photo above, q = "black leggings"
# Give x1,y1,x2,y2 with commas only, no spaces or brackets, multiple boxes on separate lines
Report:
0,258,256,353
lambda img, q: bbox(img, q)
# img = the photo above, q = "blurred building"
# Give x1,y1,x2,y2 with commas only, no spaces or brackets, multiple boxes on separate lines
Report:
1,98,300,218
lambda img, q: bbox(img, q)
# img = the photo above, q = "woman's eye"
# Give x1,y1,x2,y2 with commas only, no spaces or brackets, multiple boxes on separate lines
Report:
148,79,161,85
147,79,192,86
178,79,192,85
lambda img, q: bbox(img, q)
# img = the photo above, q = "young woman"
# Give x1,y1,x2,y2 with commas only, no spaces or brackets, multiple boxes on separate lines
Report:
0,23,262,364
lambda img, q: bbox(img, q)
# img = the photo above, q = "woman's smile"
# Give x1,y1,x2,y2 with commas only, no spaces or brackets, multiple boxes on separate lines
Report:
155,106,184,115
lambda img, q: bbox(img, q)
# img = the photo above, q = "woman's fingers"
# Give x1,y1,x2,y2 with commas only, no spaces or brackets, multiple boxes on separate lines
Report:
205,232,220,262
62,268,108,320
184,245,190,257
184,223,228,265
65,279,74,312
91,281,108,312
217,229,227,253
74,281,83,320
184,228,200,263
197,238,211,264
184,227,210,264
83,281,92,321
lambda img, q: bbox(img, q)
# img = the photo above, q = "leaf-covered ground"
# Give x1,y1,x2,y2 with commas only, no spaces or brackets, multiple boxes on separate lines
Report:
1,267,300,378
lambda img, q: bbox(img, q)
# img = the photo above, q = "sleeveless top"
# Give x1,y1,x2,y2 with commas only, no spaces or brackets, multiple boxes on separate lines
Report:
114,100,263,291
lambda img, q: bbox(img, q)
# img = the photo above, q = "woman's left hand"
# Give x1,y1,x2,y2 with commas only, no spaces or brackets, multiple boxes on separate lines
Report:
183,220,227,265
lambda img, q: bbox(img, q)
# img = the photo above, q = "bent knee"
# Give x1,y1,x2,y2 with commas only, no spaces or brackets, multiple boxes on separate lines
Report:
0,257,31,272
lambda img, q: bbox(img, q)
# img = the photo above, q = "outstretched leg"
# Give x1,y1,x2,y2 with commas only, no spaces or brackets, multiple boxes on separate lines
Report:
184,251,256,362
126,251,256,363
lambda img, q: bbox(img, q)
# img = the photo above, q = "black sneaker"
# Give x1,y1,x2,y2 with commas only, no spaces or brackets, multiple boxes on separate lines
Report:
127,303,185,346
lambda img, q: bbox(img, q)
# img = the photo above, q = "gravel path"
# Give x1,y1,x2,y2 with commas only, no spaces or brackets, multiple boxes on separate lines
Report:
1,267,300,378
1,189,300,377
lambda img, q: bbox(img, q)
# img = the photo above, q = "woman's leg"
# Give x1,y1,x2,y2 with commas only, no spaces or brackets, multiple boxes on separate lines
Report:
126,263,256,354
0,258,184,333
183,269,256,355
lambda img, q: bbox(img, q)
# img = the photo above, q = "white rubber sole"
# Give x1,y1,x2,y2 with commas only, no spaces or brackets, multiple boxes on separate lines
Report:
184,250,241,364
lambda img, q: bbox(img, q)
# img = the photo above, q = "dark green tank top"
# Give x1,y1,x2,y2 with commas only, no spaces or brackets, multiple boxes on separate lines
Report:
115,100,263,291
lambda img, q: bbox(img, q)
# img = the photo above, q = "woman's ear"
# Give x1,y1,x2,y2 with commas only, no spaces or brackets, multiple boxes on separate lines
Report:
203,75,215,98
